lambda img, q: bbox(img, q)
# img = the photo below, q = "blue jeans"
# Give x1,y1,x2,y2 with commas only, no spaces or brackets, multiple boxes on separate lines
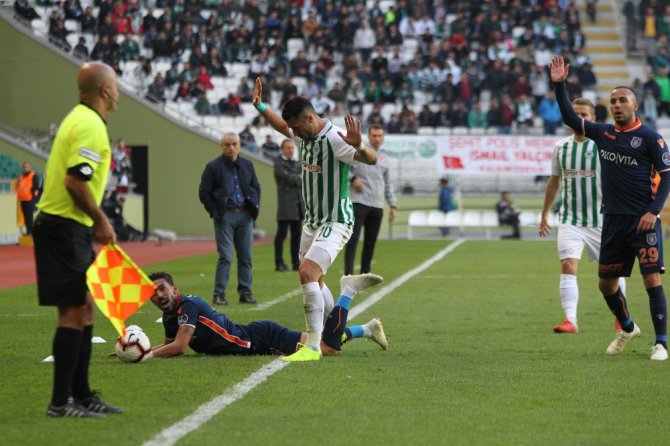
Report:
213,209,253,297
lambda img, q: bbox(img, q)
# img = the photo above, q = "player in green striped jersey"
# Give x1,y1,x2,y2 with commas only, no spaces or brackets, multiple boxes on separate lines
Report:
539,98,625,334
252,78,378,361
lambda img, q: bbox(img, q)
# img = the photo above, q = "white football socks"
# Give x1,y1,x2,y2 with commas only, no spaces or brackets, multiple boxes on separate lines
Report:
560,274,579,324
321,283,334,323
302,282,324,351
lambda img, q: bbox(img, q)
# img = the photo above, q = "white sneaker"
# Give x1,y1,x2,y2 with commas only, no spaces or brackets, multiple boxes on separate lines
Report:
339,273,383,295
606,323,641,355
650,344,668,361
365,318,388,351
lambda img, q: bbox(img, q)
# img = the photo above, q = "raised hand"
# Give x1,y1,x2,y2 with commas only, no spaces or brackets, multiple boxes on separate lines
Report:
549,56,569,83
337,115,362,148
252,77,263,108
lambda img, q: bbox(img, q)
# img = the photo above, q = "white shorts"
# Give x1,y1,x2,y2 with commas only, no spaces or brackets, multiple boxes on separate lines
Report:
557,224,602,262
300,222,352,275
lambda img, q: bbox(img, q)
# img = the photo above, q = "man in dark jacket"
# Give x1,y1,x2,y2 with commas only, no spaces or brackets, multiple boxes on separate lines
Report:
199,133,261,305
273,139,304,271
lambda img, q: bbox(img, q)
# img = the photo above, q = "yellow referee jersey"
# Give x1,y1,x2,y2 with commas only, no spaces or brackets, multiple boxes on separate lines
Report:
38,104,111,227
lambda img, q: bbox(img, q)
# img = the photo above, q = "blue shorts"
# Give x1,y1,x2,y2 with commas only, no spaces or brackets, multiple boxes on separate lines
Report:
599,214,665,278
244,321,302,355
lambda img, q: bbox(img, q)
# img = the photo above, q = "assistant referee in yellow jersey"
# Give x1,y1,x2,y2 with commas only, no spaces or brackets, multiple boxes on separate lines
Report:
34,62,123,418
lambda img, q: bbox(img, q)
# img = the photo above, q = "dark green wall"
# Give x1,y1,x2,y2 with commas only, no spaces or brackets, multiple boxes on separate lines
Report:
0,139,46,171
0,17,276,237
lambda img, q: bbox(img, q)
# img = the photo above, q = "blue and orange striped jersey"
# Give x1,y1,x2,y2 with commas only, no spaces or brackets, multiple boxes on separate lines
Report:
162,295,252,354
581,118,670,215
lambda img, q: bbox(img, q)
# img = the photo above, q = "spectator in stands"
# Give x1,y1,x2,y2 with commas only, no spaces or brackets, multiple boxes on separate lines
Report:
487,97,514,135
146,74,166,104
386,114,402,133
301,78,318,101
289,50,309,77
120,34,140,61
204,48,227,77
239,125,259,154
326,82,346,115
399,106,418,134
623,0,638,51
656,67,670,117
643,89,659,129
219,93,242,117
234,77,253,103
510,74,532,101
311,91,335,117
457,72,475,110
261,134,280,159
515,93,535,131
565,74,583,101
438,177,453,237
196,65,214,90
496,191,521,239
164,62,180,88
450,101,468,128
364,80,382,103
48,18,71,52
174,80,193,102
283,14,304,42
72,37,89,60
417,104,435,127
538,91,563,135
431,102,454,128
97,13,117,40
14,0,40,21
347,81,364,115
467,102,488,130
194,92,214,115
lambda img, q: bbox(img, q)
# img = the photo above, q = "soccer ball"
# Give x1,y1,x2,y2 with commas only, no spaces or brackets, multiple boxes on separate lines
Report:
115,328,151,363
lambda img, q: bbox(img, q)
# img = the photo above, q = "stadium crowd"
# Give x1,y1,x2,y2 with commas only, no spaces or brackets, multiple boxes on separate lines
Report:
11,0,669,139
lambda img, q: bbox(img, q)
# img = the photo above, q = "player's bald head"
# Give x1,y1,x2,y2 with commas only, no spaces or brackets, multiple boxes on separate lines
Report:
611,86,638,102
78,62,116,100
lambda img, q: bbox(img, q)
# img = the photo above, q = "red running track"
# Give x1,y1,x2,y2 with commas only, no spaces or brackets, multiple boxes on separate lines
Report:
0,240,219,289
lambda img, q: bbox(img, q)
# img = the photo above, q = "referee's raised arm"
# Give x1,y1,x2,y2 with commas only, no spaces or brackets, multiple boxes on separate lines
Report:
252,77,292,138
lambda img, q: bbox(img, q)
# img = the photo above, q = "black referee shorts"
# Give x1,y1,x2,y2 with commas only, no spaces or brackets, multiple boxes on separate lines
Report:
33,213,95,307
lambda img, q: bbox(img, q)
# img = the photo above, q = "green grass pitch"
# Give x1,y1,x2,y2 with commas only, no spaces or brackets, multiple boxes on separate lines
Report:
1,239,669,445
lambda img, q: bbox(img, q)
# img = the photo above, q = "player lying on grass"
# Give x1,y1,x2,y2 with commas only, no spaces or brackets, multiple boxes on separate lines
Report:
137,271,388,360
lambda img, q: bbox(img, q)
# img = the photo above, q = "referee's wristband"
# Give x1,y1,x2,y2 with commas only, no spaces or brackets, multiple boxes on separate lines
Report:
356,144,365,152
255,102,267,113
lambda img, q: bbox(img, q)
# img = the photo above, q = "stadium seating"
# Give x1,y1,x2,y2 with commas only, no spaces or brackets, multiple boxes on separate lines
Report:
406,208,552,239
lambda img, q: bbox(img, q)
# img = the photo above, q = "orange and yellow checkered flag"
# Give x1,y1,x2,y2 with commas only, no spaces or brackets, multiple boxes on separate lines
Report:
86,244,155,336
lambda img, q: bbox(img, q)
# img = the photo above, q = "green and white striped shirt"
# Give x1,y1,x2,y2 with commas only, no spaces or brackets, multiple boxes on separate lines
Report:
552,136,602,228
291,120,356,230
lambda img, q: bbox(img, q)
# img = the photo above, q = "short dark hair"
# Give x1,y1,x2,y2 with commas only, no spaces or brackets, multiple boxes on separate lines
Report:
281,97,316,121
148,271,174,285
368,123,384,133
612,86,638,101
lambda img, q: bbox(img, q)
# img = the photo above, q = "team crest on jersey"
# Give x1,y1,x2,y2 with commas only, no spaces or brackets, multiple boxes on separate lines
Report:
177,314,188,325
663,152,670,166
647,233,658,246
631,137,642,148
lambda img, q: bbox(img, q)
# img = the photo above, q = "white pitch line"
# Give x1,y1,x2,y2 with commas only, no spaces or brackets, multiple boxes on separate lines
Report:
142,239,466,446
249,288,302,311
